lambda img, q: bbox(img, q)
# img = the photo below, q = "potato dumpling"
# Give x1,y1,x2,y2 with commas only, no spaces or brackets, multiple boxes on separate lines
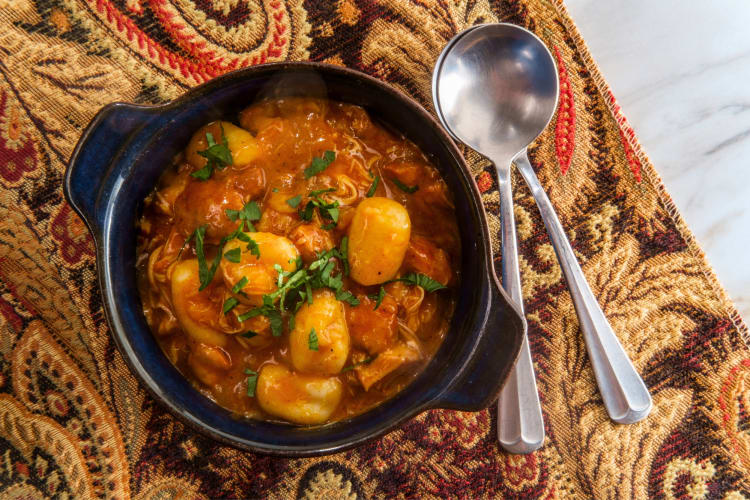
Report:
289,290,350,375
186,120,258,168
256,364,343,425
347,197,411,285
171,259,227,347
220,232,299,303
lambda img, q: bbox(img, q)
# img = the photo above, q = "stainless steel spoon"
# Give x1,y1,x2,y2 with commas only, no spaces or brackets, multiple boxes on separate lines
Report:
432,24,652,447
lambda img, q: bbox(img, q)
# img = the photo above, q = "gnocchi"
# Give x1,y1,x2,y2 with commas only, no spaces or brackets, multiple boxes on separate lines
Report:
289,290,350,375
347,197,411,286
256,364,343,425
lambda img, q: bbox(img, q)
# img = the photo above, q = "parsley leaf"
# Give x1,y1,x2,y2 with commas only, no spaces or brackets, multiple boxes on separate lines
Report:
190,165,213,180
246,238,260,259
335,290,360,306
303,150,336,179
240,201,261,221
391,272,446,293
245,369,258,397
192,128,233,180
321,222,336,230
268,309,283,337
299,201,315,221
342,357,374,372
286,195,302,208
241,331,258,338
223,247,242,263
223,297,239,314
366,175,380,197
232,276,248,294
339,236,349,276
225,208,240,221
309,187,337,197
368,286,386,310
308,328,319,351
390,177,419,194
193,225,211,288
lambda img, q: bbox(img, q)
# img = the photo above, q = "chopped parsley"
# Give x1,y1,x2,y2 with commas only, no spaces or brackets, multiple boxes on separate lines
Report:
303,150,336,179
245,237,260,259
339,236,349,276
241,331,258,338
368,286,386,310
286,194,302,208
245,369,258,397
232,277,249,295
366,175,380,197
309,187,337,197
308,328,319,351
390,177,419,194
342,357,374,372
223,297,239,314
298,191,340,228
223,247,241,263
390,272,446,293
335,290,360,306
226,200,261,231
191,128,232,180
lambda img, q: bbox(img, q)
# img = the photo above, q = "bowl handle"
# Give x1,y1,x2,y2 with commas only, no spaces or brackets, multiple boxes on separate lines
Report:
64,103,153,233
432,276,526,412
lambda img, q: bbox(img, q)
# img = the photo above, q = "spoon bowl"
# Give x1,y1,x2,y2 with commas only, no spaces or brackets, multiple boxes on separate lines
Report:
433,24,559,160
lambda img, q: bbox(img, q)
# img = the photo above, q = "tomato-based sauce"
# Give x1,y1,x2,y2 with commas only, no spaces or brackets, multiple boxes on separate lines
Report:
136,97,460,425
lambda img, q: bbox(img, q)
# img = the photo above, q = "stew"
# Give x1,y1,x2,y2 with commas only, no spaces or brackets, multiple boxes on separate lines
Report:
136,97,460,425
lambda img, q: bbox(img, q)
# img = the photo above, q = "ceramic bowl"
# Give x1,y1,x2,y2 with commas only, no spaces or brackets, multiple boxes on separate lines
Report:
64,62,524,456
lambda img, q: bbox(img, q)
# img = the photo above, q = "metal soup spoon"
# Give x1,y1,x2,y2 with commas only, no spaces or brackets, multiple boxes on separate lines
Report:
432,24,652,447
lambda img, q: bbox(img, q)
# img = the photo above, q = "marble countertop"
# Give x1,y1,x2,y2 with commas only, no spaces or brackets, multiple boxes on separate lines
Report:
565,0,750,322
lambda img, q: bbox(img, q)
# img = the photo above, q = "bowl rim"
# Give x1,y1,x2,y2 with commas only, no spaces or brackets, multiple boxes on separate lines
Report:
65,61,521,456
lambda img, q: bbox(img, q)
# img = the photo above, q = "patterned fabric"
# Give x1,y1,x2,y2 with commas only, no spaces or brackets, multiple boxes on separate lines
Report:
0,0,748,497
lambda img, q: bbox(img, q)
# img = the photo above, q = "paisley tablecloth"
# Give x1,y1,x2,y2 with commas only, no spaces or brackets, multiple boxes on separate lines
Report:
0,0,748,498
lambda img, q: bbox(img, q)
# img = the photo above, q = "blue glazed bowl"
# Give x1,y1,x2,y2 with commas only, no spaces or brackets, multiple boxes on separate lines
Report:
64,62,524,456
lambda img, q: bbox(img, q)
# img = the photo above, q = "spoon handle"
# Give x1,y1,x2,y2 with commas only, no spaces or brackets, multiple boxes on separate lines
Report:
493,159,545,453
514,151,652,424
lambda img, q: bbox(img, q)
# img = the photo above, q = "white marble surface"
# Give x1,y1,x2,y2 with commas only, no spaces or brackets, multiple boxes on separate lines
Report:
565,0,750,322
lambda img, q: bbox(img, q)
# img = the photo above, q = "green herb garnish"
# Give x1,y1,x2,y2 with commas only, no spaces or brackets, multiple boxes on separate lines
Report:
246,237,260,259
339,236,349,276
335,289,360,306
309,187,337,197
223,297,239,314
299,201,315,221
286,195,302,208
390,272,446,293
241,331,258,338
308,328,319,351
232,276,249,295
390,177,419,194
223,247,241,263
192,128,232,180
245,369,258,397
303,150,336,179
342,357,374,372
366,175,380,197
368,286,386,310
